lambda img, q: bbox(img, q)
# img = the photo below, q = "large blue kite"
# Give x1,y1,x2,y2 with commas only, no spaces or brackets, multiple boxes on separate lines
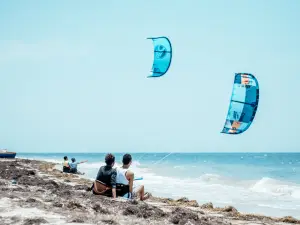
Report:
147,36,172,78
221,73,259,134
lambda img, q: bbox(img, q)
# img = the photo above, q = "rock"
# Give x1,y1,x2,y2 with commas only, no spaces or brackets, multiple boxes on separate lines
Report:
47,180,59,188
22,218,48,225
23,159,31,164
57,190,72,197
44,198,54,203
123,202,166,219
78,191,91,198
0,180,6,185
70,218,85,223
101,219,118,225
201,202,213,209
199,216,232,225
53,202,63,208
11,216,21,223
8,194,20,199
18,177,45,187
9,162,20,167
130,199,139,205
188,200,199,207
92,203,111,214
28,170,36,176
169,207,199,224
73,184,89,191
177,197,189,202
222,206,238,213
12,187,26,192
123,205,139,216
0,187,10,192
278,216,300,223
66,200,85,210
26,198,37,203
171,209,231,225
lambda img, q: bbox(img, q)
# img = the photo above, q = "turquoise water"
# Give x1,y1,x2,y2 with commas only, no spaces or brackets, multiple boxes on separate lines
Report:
18,152,300,219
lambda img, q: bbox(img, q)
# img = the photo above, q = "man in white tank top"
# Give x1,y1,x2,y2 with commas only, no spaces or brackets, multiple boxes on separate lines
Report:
116,154,150,201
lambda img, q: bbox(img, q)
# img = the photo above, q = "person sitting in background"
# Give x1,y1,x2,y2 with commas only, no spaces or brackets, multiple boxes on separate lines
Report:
91,153,116,198
116,153,150,200
62,156,70,173
69,158,88,174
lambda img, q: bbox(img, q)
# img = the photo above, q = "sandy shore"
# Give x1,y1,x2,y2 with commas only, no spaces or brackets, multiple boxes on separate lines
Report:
0,158,299,225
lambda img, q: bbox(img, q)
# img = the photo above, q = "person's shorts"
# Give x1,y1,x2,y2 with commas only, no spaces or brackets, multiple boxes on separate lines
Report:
132,184,142,197
70,168,77,173
63,166,70,173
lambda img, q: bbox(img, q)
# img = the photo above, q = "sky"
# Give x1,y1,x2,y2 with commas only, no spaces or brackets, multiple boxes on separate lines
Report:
0,0,299,153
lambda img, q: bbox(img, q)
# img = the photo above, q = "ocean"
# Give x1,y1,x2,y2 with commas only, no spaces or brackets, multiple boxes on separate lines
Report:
17,152,300,219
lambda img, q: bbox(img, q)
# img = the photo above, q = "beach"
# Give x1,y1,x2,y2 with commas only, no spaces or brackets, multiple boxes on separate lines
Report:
0,158,299,225
16,152,300,219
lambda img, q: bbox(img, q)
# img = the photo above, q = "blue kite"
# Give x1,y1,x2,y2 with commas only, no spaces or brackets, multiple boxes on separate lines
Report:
147,36,172,78
221,73,259,134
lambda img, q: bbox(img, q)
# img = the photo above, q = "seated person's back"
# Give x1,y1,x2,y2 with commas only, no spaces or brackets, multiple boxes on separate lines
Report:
62,156,70,173
69,158,88,174
92,153,117,198
69,158,78,173
96,165,116,186
116,166,132,197
116,154,150,201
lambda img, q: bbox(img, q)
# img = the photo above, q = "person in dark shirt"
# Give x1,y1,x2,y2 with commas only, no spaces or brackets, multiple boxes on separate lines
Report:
92,153,117,198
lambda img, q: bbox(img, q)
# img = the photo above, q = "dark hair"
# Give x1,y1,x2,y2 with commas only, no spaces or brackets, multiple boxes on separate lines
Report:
105,153,115,166
122,154,132,165
71,158,76,162
64,156,68,160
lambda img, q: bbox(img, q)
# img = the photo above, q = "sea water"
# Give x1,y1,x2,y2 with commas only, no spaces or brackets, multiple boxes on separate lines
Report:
18,152,300,219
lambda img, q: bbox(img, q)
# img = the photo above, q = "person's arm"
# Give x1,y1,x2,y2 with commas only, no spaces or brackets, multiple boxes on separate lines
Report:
111,169,117,199
127,170,134,197
79,160,88,164
112,188,116,199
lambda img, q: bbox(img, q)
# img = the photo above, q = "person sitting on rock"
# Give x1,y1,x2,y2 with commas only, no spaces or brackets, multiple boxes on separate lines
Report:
91,153,117,198
62,156,70,173
116,153,150,201
69,158,88,174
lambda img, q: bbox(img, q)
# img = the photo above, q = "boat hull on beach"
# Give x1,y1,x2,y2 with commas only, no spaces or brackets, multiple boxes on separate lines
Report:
0,149,16,158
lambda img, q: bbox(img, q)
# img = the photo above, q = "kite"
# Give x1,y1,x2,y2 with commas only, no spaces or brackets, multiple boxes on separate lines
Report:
221,73,259,134
147,36,172,78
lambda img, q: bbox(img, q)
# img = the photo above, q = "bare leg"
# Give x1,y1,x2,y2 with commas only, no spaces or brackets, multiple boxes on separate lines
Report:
136,185,150,201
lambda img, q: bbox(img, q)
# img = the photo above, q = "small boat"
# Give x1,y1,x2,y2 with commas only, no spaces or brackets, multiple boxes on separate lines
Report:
0,149,16,158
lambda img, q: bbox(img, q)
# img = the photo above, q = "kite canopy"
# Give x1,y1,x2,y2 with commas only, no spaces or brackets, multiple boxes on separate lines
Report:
221,73,259,135
147,36,172,78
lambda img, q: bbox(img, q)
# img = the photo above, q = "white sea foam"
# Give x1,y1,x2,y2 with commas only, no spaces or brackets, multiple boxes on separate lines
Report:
250,177,300,198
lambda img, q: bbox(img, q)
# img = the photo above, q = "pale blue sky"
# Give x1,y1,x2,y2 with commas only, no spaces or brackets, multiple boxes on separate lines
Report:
0,0,299,153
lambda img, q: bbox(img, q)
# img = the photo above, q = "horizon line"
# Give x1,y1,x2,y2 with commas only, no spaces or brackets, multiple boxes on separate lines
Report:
17,151,300,154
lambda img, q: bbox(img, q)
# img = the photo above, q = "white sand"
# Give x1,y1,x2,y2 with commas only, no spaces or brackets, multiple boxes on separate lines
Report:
0,197,94,225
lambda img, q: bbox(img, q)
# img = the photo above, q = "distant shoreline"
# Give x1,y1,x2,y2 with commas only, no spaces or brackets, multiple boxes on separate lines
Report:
16,152,300,154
